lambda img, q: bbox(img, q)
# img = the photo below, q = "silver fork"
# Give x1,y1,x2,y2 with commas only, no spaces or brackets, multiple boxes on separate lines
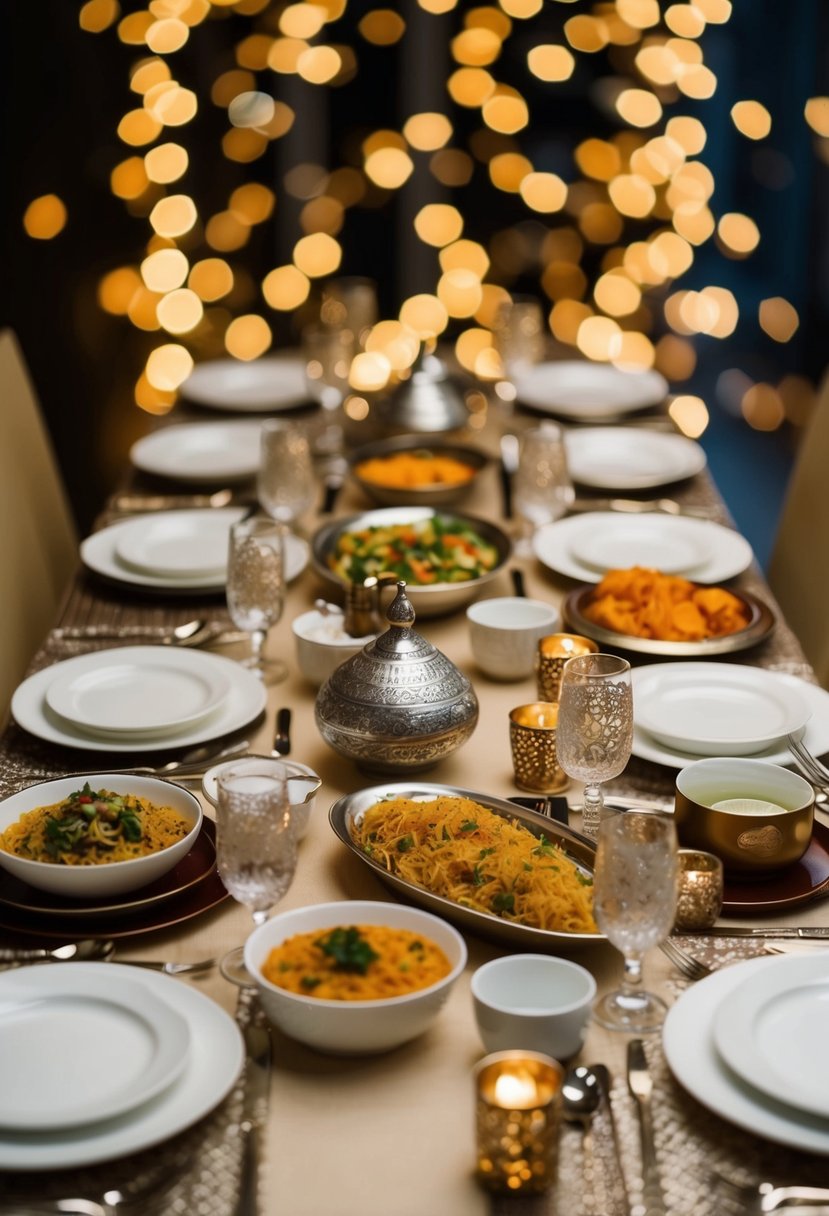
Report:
2,1156,185,1214
715,1172,829,1213
787,733,829,790
659,936,714,981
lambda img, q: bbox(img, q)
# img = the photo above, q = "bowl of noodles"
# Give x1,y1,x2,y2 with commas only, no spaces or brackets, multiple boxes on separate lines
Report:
0,774,202,898
244,899,467,1054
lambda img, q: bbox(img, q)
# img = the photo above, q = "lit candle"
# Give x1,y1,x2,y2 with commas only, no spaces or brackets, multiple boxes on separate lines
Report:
474,1051,563,1194
509,703,568,794
674,849,724,931
536,633,598,703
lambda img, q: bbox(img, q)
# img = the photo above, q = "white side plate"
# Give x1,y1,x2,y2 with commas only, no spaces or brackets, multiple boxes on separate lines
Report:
182,354,308,411
0,968,190,1131
514,362,668,421
130,421,263,484
114,512,236,579
564,427,706,490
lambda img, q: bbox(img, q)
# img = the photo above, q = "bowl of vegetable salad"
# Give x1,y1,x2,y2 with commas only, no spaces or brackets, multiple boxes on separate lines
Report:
311,507,512,617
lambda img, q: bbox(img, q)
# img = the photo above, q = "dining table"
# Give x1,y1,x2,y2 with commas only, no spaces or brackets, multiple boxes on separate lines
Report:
0,382,827,1216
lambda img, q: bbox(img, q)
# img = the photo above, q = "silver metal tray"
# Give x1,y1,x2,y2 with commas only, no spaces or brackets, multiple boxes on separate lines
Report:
562,585,776,658
328,781,603,953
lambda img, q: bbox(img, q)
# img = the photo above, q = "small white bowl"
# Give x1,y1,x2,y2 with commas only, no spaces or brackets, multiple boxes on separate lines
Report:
244,899,467,1054
471,953,596,1059
0,775,202,898
292,606,376,686
201,758,321,840
467,597,560,681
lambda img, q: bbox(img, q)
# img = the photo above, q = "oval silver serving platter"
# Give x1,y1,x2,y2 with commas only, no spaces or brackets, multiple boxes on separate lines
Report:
329,781,603,953
311,506,512,618
562,585,776,658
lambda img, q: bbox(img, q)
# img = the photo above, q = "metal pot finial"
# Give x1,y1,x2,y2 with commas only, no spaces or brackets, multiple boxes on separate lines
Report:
385,581,416,629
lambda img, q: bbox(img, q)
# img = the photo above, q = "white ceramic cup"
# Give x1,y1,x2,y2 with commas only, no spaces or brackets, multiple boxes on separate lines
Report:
467,597,560,681
471,953,597,1059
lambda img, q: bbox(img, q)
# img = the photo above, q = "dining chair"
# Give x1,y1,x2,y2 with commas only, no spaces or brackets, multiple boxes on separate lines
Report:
0,328,78,722
767,368,829,689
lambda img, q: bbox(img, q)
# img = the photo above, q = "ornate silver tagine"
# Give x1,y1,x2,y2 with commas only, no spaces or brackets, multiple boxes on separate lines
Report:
314,581,479,773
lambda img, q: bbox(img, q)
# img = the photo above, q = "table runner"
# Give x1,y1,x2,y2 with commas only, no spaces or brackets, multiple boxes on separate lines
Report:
0,405,826,1215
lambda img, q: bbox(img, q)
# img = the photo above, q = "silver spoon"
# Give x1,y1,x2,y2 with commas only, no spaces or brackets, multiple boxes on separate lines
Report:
51,618,208,645
0,937,115,964
562,1064,602,1204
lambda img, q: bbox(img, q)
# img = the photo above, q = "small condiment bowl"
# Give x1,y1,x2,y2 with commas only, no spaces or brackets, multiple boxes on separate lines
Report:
201,758,321,840
674,757,815,875
467,597,560,681
292,606,376,686
244,899,467,1055
0,774,202,897
471,954,596,1059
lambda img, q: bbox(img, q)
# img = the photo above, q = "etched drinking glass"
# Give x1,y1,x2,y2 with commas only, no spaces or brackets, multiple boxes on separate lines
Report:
556,653,633,839
592,811,678,1032
512,424,574,556
216,759,297,986
258,419,316,529
226,515,287,684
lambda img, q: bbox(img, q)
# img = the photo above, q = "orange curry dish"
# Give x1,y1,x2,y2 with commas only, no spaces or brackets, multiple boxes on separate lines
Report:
582,567,752,642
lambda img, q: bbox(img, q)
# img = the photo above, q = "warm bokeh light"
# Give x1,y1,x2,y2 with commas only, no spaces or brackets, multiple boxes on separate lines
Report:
149,194,198,237
293,233,342,277
731,100,772,140
262,264,311,310
717,212,760,256
144,142,189,183
359,10,406,45
23,195,68,240
98,267,143,315
759,297,800,343
414,204,464,247
804,97,829,137
399,293,449,337
189,258,234,301
364,147,414,189
403,112,453,151
146,343,194,391
527,44,575,81
225,314,272,360
349,351,391,391
156,288,204,334
669,394,709,437
141,248,189,292
520,172,567,213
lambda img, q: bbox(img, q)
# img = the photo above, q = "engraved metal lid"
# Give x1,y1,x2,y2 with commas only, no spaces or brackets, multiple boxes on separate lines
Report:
314,581,478,772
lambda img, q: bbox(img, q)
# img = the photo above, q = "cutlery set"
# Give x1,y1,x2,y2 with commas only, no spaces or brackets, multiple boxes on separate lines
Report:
0,938,216,976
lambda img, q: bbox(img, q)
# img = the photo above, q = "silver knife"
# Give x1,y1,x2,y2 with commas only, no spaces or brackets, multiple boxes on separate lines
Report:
235,1016,272,1216
679,926,829,939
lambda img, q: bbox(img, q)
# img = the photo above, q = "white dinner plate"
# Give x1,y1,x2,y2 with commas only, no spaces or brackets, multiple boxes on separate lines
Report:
0,968,190,1131
663,955,829,1154
631,670,829,769
564,427,707,490
182,353,308,412
533,512,753,585
514,361,668,421
114,511,235,579
130,420,263,484
81,513,309,592
11,647,266,753
634,663,811,757
45,648,230,737
0,963,243,1170
713,953,829,1120
575,517,706,576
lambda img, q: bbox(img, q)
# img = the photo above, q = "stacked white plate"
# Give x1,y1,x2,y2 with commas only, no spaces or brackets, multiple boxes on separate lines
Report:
181,353,308,412
664,953,829,1153
0,962,243,1169
532,512,753,585
11,646,267,752
513,361,668,421
81,508,309,593
630,662,829,768
130,420,264,484
564,427,707,491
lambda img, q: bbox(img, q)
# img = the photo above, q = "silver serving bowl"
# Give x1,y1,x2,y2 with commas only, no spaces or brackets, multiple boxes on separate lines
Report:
347,436,489,508
311,506,512,618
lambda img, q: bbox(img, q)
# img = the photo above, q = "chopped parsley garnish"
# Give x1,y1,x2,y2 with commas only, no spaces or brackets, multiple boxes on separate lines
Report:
315,927,379,975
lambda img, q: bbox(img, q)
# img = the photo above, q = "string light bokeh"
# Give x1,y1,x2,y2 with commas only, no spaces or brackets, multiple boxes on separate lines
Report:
25,0,829,441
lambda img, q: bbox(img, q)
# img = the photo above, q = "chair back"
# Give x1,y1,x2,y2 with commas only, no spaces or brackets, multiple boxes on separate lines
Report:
768,369,829,687
0,330,78,720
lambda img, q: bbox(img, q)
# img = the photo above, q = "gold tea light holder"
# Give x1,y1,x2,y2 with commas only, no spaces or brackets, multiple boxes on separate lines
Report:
474,1050,564,1194
509,702,568,794
536,633,599,703
674,848,724,931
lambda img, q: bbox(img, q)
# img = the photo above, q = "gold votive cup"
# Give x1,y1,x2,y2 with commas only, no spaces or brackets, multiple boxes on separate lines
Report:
674,849,724,931
509,703,568,794
536,634,599,703
474,1050,564,1194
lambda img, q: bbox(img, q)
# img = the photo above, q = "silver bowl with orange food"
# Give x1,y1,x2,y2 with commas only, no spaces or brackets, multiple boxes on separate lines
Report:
347,436,489,508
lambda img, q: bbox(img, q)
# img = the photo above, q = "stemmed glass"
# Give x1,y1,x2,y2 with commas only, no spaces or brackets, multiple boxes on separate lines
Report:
592,810,678,1032
512,423,575,555
226,515,287,684
215,758,298,986
258,419,316,530
556,653,633,839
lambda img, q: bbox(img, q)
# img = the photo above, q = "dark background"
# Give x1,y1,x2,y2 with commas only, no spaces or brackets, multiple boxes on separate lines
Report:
3,1,828,567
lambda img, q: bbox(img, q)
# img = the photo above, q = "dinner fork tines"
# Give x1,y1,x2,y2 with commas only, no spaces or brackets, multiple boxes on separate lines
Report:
715,1172,829,1213
787,732,829,791
659,936,713,981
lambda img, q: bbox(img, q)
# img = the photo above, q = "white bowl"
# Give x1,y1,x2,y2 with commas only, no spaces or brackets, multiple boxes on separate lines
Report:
0,775,202,898
471,953,596,1059
244,899,467,1054
201,757,321,840
466,597,560,681
291,607,376,687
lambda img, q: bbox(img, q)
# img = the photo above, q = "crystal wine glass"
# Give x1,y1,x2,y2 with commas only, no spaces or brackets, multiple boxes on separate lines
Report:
512,424,574,556
592,810,678,1032
556,653,633,839
216,758,298,986
258,419,316,529
226,514,287,684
